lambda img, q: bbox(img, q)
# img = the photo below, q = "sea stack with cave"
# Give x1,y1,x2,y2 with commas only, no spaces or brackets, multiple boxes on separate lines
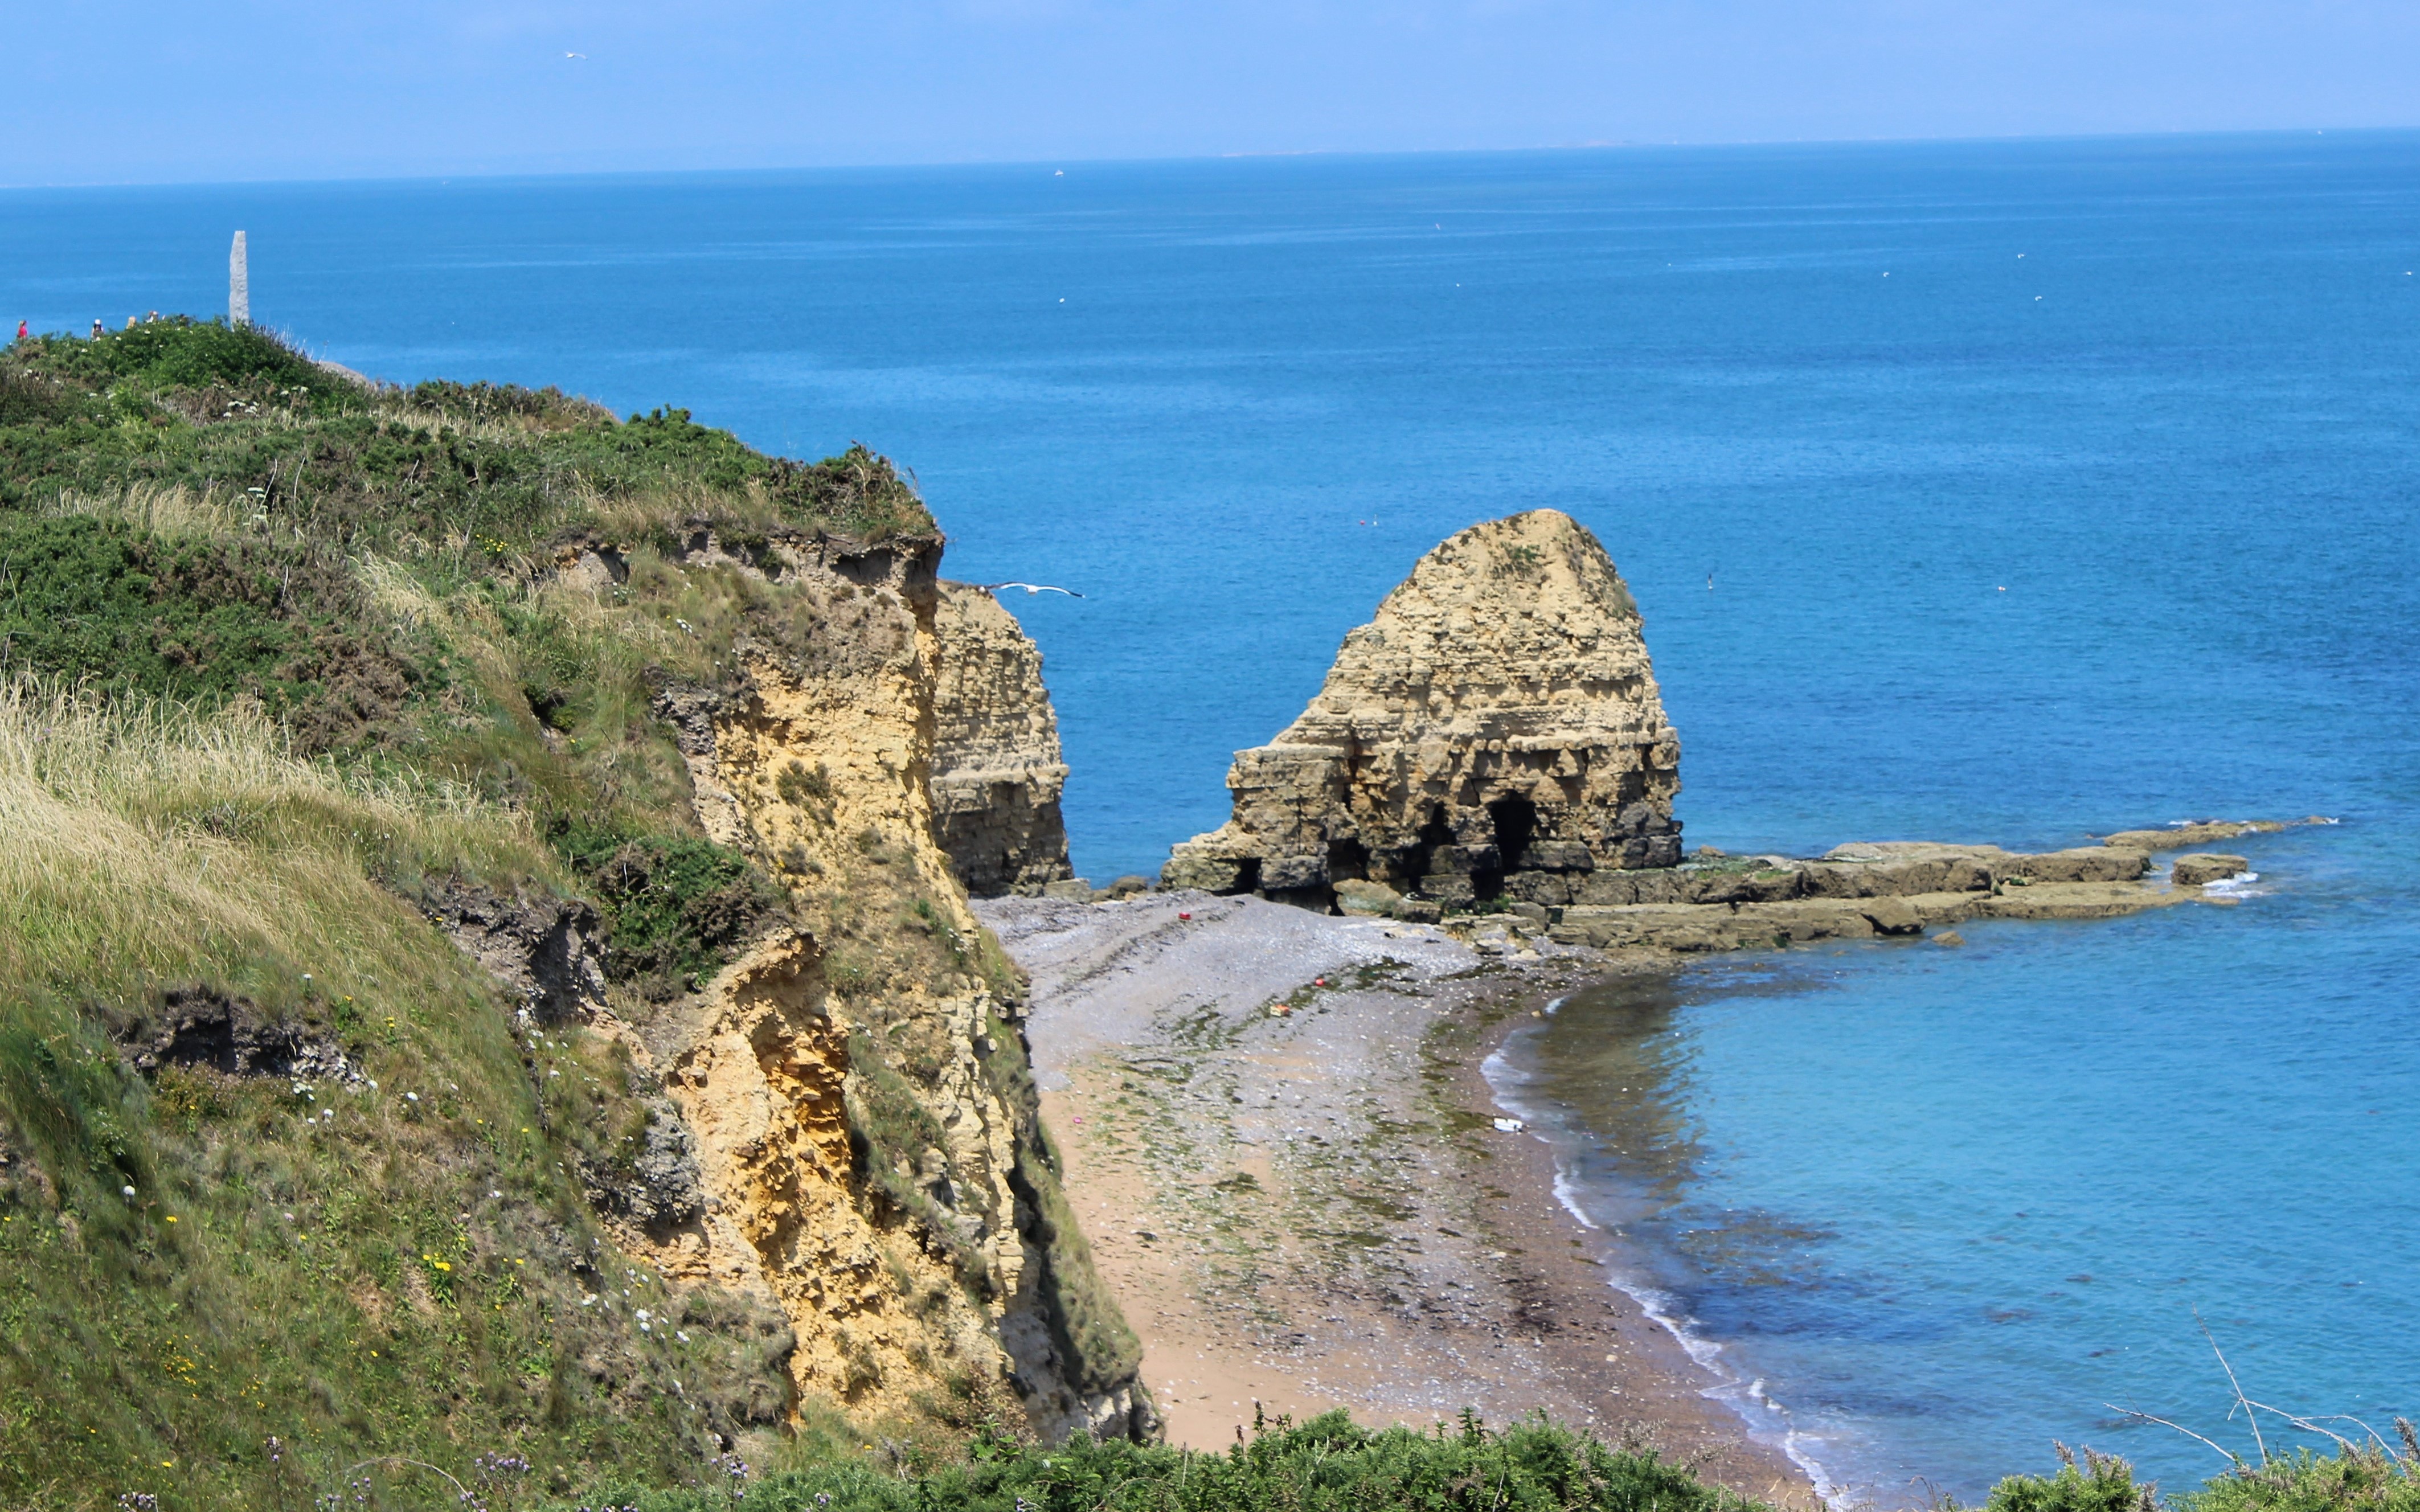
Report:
1164,509,1682,912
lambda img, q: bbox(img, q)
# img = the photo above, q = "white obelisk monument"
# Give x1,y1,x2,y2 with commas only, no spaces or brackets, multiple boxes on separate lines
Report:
229,231,249,327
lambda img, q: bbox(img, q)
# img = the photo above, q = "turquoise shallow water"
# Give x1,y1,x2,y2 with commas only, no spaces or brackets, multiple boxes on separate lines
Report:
7,133,2417,1501
1491,835,2418,1501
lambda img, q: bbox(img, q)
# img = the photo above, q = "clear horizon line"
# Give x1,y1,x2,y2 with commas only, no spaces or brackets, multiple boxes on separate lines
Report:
2,122,2409,196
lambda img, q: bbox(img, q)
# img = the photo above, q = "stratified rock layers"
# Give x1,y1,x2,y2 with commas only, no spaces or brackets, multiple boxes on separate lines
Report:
931,585,1075,897
1166,510,1681,908
588,530,1145,1443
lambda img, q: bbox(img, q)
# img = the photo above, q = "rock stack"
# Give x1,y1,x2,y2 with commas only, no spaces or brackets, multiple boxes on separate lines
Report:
929,583,1076,896
1165,509,1682,911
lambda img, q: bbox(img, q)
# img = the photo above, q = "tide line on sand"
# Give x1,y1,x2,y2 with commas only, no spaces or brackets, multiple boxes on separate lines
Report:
985,887,1824,1504
1484,1038,1848,1507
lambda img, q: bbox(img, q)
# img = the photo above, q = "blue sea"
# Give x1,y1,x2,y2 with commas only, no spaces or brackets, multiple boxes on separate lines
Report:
6,134,2417,1503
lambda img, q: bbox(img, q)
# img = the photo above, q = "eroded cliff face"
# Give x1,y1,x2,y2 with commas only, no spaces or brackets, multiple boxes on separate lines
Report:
929,585,1075,898
587,528,1146,1441
1166,510,1681,909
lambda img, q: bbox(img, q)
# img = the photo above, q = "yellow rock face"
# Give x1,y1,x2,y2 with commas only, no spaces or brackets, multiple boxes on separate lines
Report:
649,932,1005,1414
605,531,1145,1439
929,585,1075,897
1168,509,1682,908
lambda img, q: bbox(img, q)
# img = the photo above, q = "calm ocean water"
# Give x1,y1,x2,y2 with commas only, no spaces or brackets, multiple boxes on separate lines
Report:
6,134,2416,1501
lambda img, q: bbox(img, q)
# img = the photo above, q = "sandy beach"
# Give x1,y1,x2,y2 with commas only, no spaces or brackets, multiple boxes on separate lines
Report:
978,890,1818,1504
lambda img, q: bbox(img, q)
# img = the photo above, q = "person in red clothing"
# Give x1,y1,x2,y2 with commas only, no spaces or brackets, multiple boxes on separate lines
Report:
13,320,24,342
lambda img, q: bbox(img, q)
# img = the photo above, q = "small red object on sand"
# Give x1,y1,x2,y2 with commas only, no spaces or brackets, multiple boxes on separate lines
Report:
1314,977,1326,986
1178,912,1191,920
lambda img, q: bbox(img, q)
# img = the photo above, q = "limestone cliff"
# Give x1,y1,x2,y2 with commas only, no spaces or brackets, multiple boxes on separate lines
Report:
1165,510,1682,909
0,315,1150,1503
594,529,1147,1441
929,584,1075,898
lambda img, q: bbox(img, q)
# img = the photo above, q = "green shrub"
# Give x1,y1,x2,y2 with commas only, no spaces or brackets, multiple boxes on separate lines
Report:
2,321,933,545
1969,1435,2420,1512
842,1028,972,1272
554,823,780,999
38,315,347,399
0,366,90,425
0,688,772,1511
1983,1449,2159,1512
777,759,835,808
2177,1444,2420,1512
573,1410,1770,1512
0,515,431,748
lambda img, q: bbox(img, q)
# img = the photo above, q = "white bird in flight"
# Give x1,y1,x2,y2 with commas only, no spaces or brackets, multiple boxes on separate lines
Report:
982,581,1085,599
565,51,586,59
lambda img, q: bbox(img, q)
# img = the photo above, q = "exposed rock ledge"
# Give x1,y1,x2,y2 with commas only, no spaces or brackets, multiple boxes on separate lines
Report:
1166,510,1681,909
931,584,1075,897
1406,826,2311,955
1545,841,2167,951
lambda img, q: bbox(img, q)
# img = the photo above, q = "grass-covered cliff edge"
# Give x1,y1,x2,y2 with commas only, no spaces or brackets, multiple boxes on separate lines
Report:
0,318,1142,1509
0,319,2405,1512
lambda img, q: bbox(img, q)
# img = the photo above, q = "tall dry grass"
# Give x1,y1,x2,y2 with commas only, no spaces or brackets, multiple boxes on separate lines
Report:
0,680,553,1009
38,480,248,538
0,682,724,1512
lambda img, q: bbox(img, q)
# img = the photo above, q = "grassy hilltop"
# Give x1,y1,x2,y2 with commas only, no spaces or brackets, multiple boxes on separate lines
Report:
0,319,2407,1512
0,317,1022,1510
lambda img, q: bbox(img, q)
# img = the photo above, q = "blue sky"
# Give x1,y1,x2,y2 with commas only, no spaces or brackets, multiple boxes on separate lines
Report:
9,1,2419,185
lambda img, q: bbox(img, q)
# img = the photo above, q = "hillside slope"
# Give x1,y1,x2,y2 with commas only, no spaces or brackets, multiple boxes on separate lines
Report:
0,319,1143,1511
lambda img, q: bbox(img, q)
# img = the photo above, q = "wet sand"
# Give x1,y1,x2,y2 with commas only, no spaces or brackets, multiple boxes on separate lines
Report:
978,890,1816,1504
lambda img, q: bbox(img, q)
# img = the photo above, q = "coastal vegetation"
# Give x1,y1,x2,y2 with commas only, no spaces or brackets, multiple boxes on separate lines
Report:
0,684,761,1507
269,1415,2420,1512
0,319,2393,1512
575,1410,1778,1511
0,319,1115,1509
600,1417,2420,1512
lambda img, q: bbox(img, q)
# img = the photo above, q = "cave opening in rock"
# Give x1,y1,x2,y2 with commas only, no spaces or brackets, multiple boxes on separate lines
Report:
1485,794,1538,900
1325,835,1369,886
1404,806,1457,896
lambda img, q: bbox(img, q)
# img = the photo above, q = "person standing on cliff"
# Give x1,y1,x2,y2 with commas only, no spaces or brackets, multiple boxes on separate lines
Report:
13,320,24,342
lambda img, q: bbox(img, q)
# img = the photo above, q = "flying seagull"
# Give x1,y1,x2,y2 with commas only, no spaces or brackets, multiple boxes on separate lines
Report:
981,581,1084,599
564,51,586,58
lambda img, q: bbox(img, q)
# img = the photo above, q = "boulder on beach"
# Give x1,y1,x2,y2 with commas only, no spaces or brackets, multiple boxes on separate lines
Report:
1333,878,1403,916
